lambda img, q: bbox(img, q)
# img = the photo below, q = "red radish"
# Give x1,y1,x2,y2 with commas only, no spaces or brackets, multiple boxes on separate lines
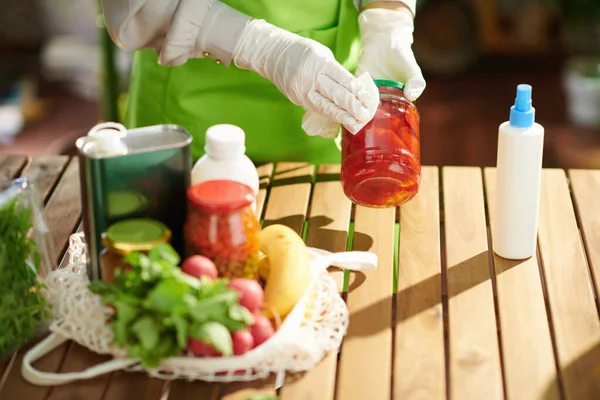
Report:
188,338,220,357
250,315,275,347
232,330,254,355
182,255,218,280
228,278,264,314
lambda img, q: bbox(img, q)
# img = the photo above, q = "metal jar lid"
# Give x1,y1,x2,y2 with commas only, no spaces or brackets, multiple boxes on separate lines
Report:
103,218,171,255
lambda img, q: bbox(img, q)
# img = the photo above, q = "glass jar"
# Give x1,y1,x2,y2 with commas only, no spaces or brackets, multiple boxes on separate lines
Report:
341,79,421,208
184,180,260,280
0,178,54,360
99,218,171,284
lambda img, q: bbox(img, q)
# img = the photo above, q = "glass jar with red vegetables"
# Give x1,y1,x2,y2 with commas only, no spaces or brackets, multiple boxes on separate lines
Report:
341,79,421,208
184,180,260,280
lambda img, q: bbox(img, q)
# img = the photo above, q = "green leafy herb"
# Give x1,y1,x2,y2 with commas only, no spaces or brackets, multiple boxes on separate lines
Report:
0,196,51,358
89,243,254,367
229,303,255,325
189,321,232,356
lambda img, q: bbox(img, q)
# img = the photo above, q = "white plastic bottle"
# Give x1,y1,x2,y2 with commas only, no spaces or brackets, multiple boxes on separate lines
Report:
191,124,260,213
493,84,545,260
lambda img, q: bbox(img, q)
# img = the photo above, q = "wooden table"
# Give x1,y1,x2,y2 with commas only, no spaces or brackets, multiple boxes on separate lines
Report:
1,154,599,400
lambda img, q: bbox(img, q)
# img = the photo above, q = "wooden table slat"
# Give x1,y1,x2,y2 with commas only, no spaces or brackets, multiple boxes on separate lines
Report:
42,157,82,265
262,162,314,232
484,168,560,400
0,154,29,181
105,372,168,400
0,342,71,399
0,354,16,389
394,166,445,400
537,169,600,399
280,164,351,400
45,344,113,400
568,169,600,303
442,167,504,400
336,202,396,399
218,379,277,400
305,164,350,292
22,156,70,203
255,163,274,220
220,162,314,399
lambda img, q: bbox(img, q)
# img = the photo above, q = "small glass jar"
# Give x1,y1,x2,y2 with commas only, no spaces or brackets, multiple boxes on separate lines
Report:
341,79,421,208
184,180,260,280
99,218,171,284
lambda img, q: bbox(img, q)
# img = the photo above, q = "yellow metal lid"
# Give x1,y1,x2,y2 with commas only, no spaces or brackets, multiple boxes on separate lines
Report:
103,218,171,255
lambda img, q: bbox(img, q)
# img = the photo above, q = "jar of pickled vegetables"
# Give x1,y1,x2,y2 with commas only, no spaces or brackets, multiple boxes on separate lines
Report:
100,218,171,284
184,180,260,280
341,79,421,208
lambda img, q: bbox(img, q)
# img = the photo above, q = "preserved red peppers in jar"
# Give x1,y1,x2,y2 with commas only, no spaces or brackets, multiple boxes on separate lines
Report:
184,180,260,280
341,79,421,208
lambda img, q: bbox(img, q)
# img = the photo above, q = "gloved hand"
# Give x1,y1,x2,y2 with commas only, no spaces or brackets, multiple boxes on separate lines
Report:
302,72,379,139
356,8,426,102
233,19,376,127
301,6,425,138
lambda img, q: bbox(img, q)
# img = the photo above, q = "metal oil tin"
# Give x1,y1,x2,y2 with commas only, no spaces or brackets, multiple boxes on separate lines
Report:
76,124,192,280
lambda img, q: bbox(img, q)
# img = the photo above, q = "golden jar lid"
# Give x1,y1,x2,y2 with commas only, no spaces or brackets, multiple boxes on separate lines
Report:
102,218,171,256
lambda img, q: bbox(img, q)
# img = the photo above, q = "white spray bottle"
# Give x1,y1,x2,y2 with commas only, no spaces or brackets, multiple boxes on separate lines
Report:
493,84,545,260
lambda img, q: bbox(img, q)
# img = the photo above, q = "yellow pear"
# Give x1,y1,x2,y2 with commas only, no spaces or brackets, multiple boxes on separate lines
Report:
259,224,312,319
257,252,269,281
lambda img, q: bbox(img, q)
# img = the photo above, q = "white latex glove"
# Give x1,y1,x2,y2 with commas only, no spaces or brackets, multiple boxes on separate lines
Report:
356,8,426,102
233,20,377,127
302,72,379,139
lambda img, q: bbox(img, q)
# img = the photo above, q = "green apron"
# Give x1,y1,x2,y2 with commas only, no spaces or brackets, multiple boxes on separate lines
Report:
125,0,361,164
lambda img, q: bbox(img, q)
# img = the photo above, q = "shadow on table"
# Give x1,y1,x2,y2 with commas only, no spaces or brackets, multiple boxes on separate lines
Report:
263,215,373,292
271,163,314,187
263,215,307,234
345,251,518,338
542,341,600,399
308,215,373,292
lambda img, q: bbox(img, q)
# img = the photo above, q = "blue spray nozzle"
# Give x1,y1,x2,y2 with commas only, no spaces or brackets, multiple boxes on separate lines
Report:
515,84,532,111
509,84,535,128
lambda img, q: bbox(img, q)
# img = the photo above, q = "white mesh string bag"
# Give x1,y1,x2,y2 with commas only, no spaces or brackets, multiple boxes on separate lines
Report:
21,233,377,387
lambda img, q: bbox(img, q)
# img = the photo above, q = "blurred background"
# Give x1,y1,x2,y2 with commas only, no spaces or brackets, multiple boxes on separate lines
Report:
0,0,599,168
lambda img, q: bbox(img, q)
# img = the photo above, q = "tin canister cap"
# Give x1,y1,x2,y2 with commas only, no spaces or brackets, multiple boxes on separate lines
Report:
96,130,126,153
87,122,128,156
204,124,246,158
103,218,171,255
